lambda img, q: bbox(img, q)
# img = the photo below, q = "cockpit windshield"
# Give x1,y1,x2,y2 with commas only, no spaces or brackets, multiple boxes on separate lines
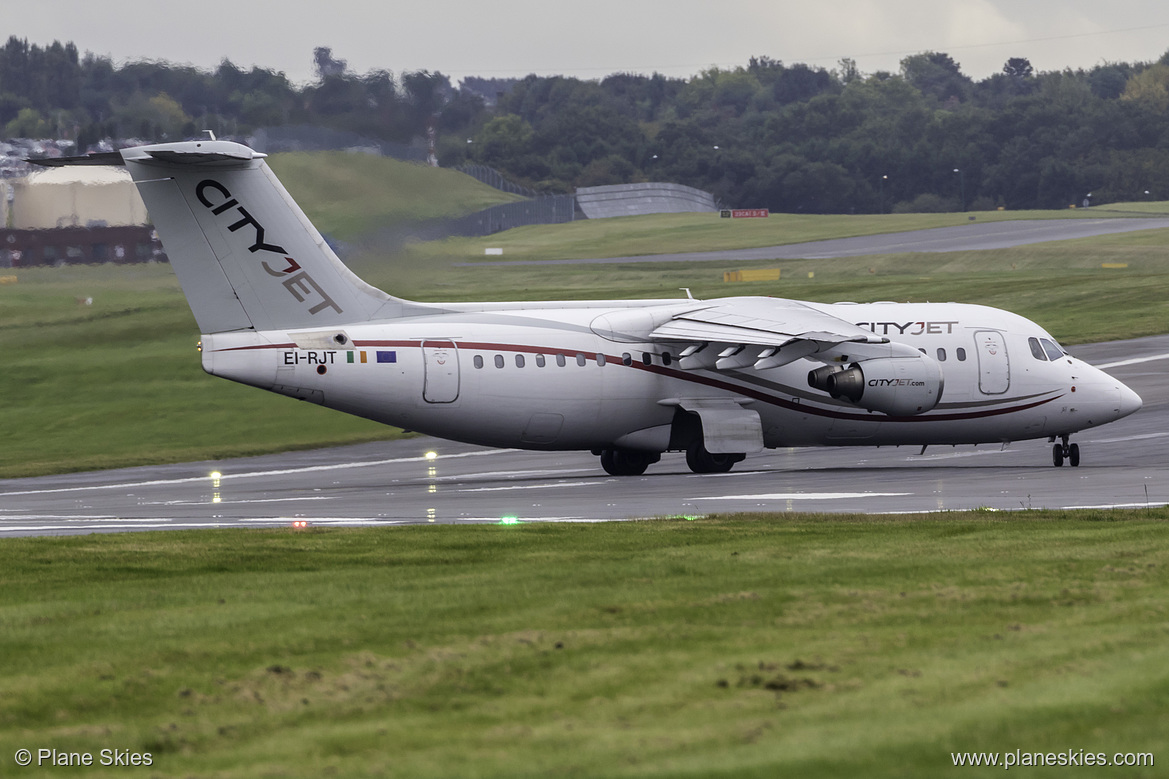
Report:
1029,336,1068,361
1040,338,1065,361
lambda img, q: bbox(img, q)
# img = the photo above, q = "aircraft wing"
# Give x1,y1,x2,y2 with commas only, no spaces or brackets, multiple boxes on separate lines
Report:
648,297,904,371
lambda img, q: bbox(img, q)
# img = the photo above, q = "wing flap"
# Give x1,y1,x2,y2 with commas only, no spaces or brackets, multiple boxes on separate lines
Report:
649,297,886,371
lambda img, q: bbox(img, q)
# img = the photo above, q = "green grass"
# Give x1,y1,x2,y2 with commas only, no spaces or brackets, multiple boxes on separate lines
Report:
267,152,524,238
1,511,1165,777
0,265,398,477
393,206,1167,264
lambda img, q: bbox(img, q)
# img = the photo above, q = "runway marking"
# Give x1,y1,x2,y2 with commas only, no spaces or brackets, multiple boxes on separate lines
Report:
1061,502,1169,510
0,449,510,497
143,496,338,506
1095,352,1169,369
907,448,1013,460
0,522,230,532
1087,431,1169,444
0,517,409,533
435,468,597,481
242,517,406,525
690,491,910,501
0,515,120,521
454,482,598,493
452,516,616,523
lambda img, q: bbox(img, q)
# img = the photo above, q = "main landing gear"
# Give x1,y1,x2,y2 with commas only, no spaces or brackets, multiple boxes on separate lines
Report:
1051,435,1080,467
599,448,661,476
595,444,746,475
685,442,745,474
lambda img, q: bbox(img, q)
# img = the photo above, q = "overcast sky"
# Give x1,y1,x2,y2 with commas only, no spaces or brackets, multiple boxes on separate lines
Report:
7,0,1169,85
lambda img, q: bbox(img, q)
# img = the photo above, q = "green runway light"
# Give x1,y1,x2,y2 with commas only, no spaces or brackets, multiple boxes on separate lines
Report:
499,516,520,525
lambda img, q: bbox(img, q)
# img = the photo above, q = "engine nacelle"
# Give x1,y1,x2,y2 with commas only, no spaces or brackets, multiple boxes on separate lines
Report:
808,357,944,416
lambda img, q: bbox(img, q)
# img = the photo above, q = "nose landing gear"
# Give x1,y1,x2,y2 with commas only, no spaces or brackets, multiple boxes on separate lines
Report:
1051,435,1080,467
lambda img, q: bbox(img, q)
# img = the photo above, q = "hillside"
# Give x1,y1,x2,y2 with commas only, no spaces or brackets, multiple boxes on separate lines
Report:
266,152,524,239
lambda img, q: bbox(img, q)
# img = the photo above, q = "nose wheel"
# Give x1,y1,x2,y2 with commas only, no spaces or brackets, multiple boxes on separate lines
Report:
1052,436,1080,467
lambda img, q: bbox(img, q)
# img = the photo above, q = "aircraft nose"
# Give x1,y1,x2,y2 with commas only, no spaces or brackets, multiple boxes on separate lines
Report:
1117,381,1143,419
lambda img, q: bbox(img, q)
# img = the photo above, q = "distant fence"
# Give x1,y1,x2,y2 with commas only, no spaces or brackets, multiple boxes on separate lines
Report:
576,182,717,219
356,194,578,255
456,164,542,198
444,195,577,236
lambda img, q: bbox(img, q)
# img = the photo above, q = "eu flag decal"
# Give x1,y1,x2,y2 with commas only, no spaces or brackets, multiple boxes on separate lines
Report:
376,351,397,363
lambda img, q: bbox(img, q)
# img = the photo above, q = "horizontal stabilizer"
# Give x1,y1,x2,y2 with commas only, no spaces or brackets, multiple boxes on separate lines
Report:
28,151,126,167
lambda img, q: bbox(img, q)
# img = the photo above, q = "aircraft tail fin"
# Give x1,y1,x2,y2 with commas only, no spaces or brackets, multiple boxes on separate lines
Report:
114,140,411,333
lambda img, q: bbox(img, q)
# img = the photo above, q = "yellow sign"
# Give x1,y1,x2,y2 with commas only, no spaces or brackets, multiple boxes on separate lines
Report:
724,268,781,282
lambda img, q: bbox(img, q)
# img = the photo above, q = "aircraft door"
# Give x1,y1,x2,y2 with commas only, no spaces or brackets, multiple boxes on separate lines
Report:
974,330,1009,395
422,340,460,403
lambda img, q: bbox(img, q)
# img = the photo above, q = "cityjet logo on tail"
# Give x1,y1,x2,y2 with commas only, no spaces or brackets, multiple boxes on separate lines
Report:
195,179,343,315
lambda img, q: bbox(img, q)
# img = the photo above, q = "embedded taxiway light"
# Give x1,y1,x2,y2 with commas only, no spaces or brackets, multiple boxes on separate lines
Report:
424,451,438,461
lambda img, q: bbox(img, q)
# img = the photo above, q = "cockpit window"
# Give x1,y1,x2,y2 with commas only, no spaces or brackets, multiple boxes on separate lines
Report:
1040,338,1065,361
1028,337,1047,361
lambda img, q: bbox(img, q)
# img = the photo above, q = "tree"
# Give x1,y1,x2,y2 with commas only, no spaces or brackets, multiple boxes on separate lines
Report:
1121,64,1169,112
313,47,346,80
1003,57,1034,79
4,107,49,137
474,114,534,167
901,52,972,104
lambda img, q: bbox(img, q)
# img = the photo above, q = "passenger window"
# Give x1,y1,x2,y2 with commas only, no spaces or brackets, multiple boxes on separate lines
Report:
622,353,633,366
1029,337,1047,361
919,348,927,354
536,354,546,368
576,353,587,367
473,355,484,369
1040,338,1064,361
642,353,653,366
936,348,946,362
556,354,566,367
494,354,504,369
956,347,966,361
596,353,606,366
515,354,525,368
662,352,672,366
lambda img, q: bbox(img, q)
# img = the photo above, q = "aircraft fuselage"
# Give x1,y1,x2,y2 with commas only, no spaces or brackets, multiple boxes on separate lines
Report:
202,300,1138,453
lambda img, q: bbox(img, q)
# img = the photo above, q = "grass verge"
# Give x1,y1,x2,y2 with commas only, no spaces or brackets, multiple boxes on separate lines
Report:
394,205,1169,264
1,510,1165,777
266,152,524,238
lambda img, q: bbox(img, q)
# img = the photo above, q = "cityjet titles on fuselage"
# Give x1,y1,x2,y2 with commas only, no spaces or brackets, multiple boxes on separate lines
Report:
856,321,959,336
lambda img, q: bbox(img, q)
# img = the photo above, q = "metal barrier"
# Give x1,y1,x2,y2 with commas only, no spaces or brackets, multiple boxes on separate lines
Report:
455,164,541,198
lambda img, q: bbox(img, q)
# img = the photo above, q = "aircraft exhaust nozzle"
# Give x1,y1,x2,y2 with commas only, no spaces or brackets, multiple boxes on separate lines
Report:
825,366,865,403
807,366,837,392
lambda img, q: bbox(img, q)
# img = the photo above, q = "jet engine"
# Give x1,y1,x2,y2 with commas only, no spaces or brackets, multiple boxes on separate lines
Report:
808,357,944,416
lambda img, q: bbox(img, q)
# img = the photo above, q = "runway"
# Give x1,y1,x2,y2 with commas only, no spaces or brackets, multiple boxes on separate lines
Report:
466,217,1169,266
3,336,1166,537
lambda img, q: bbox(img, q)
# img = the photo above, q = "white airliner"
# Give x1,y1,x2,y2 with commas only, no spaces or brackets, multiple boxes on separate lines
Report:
40,139,1142,474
